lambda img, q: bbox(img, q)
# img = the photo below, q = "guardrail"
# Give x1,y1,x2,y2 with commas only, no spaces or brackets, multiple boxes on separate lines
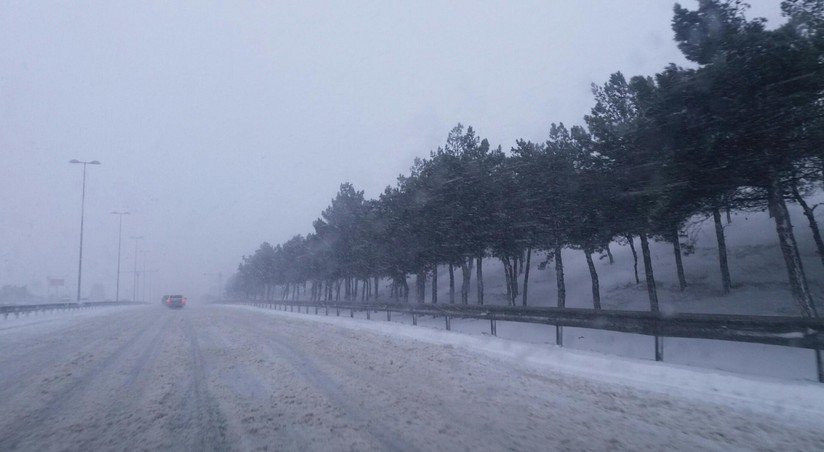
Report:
223,299,824,382
1,301,147,319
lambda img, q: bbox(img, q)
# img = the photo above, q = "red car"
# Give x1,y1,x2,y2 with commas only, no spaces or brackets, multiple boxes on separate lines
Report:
161,295,186,308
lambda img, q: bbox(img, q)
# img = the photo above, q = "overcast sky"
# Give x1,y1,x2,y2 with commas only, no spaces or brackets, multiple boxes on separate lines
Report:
0,1,784,300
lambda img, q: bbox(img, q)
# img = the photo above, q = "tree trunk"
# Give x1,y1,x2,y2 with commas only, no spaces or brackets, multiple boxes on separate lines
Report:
768,178,817,317
503,257,517,306
448,264,455,304
503,257,512,303
431,266,438,304
625,234,640,284
522,247,531,307
460,258,472,304
513,255,519,278
402,276,409,303
639,233,659,312
476,255,484,305
374,276,379,300
416,271,426,303
555,244,565,309
510,256,519,302
606,244,615,264
791,183,824,270
584,247,601,310
712,207,733,294
673,228,687,291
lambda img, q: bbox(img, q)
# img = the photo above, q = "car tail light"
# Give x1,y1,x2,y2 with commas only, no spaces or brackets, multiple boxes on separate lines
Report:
182,298,187,304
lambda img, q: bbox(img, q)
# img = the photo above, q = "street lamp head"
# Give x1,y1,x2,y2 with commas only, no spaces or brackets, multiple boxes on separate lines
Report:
89,160,101,165
111,211,131,215
69,159,81,164
69,159,101,165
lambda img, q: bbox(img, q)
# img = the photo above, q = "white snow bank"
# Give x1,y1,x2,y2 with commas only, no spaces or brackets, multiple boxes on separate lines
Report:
0,305,145,336
232,304,824,427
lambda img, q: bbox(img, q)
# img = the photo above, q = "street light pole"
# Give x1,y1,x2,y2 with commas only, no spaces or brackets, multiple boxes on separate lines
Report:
111,211,130,301
69,159,101,302
141,250,149,302
130,236,143,302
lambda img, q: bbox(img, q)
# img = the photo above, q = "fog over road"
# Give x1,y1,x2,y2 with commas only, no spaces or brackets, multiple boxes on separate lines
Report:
0,304,821,451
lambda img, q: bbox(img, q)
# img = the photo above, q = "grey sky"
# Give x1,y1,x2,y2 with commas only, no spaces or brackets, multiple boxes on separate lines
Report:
0,1,783,300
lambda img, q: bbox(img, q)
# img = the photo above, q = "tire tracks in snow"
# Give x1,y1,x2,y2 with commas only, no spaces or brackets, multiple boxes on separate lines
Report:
0,310,167,450
260,329,406,452
194,309,402,451
170,316,232,452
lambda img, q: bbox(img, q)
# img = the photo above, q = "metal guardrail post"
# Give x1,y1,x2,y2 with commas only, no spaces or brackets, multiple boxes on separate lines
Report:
817,350,823,384
556,325,563,346
412,313,417,326
350,309,354,318
490,319,497,336
386,310,391,321
366,310,371,320
445,316,451,331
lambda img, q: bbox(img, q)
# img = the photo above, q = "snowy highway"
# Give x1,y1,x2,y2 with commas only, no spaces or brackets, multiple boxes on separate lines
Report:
1,304,822,451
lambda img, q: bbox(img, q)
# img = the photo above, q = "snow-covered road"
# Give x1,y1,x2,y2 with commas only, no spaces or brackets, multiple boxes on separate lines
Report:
0,304,822,451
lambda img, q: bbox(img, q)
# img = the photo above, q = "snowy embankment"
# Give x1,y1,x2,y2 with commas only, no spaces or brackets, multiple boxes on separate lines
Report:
0,304,144,335
236,304,824,427
360,198,824,380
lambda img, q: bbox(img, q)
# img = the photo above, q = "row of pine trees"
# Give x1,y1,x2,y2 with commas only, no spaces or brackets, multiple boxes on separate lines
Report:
229,1,824,317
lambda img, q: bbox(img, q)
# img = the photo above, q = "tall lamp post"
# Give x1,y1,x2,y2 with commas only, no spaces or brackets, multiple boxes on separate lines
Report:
130,236,143,302
111,211,130,301
69,159,101,302
140,250,149,302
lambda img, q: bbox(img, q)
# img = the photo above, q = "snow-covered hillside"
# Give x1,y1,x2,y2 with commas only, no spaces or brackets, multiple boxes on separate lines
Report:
430,197,824,316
